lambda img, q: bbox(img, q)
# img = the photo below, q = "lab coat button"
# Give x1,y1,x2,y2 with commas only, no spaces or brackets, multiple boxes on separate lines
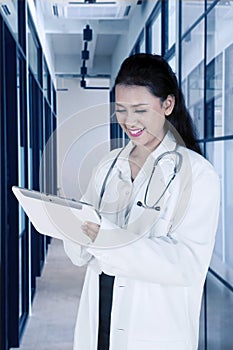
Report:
117,328,125,331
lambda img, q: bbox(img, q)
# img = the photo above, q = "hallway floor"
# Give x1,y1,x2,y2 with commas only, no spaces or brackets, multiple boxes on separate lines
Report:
12,239,86,350
11,239,233,350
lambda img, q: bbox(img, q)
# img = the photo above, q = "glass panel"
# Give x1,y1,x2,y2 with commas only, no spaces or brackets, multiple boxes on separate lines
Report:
206,141,224,261
206,139,233,270
0,0,18,39
168,0,176,49
206,2,233,137
151,12,161,55
19,236,23,318
17,56,27,320
223,140,233,267
206,273,233,349
181,20,205,139
17,59,26,237
53,85,57,114
225,43,233,136
181,0,204,35
139,33,146,53
206,54,223,137
27,20,39,79
168,55,176,75
198,294,205,350
43,57,48,97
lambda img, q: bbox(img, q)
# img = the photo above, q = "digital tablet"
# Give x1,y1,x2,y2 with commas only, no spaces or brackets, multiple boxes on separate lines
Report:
12,186,101,245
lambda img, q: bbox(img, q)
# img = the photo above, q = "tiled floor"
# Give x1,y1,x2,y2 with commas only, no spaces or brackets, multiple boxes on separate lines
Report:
12,239,86,350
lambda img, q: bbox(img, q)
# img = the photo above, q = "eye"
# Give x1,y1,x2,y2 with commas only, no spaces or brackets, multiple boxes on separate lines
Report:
115,109,126,113
135,109,147,114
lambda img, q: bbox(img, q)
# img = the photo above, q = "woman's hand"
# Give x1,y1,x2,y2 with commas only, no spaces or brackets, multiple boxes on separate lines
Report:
81,221,100,242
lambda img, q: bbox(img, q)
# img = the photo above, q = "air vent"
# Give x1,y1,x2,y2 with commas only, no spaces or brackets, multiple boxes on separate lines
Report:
65,4,119,19
62,0,137,19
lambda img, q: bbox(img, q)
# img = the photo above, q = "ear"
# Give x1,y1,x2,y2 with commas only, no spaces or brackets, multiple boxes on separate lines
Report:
163,95,175,116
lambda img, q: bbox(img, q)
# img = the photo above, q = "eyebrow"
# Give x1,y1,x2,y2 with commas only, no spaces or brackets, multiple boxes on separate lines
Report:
115,103,149,108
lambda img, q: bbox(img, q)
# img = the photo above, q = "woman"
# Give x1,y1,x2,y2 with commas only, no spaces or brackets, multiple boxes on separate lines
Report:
64,54,220,350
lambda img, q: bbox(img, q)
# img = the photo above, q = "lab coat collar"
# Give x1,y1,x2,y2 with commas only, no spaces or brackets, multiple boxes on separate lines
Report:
114,130,177,176
150,130,177,159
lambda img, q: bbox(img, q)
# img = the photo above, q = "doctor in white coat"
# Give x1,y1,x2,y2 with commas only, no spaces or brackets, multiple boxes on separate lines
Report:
63,54,220,350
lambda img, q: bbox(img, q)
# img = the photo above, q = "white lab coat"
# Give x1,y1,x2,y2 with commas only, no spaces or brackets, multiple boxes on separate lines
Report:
64,131,220,350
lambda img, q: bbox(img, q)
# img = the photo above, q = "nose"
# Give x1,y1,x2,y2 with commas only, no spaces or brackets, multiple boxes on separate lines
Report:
123,110,138,127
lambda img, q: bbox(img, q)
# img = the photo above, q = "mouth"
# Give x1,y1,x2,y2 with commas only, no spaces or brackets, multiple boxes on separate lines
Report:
127,128,145,138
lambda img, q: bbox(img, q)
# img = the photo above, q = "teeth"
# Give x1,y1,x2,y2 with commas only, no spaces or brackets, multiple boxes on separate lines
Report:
130,129,143,135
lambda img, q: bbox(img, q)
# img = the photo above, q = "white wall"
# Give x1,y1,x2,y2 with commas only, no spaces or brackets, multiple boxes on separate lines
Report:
56,77,110,200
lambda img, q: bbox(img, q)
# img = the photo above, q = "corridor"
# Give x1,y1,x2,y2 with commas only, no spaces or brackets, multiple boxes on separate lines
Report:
12,239,86,350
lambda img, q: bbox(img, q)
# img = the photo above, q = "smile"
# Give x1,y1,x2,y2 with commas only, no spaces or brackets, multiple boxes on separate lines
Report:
127,128,145,137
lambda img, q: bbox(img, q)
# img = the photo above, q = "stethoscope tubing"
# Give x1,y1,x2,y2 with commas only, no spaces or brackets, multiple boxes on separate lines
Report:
98,145,182,212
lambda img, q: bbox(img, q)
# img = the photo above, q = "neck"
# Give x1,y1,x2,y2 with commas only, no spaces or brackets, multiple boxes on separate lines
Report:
131,137,164,160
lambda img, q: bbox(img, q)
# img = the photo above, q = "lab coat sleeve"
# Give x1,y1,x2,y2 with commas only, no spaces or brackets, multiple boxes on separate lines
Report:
87,168,220,286
63,239,92,266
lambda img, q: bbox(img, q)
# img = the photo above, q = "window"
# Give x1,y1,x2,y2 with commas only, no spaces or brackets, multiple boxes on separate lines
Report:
225,43,233,135
168,55,176,74
168,0,176,49
146,4,162,55
206,138,233,275
181,20,205,139
151,12,161,55
27,15,40,80
181,0,205,35
206,2,233,137
206,54,223,138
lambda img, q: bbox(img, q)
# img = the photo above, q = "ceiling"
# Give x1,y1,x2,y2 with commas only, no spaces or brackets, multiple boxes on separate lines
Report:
38,0,141,79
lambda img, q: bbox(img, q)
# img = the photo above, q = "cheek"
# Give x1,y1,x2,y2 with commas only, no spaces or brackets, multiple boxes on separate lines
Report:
146,114,166,132
116,114,125,126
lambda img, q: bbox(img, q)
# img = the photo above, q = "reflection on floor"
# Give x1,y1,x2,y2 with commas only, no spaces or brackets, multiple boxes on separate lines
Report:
11,239,233,350
12,239,86,350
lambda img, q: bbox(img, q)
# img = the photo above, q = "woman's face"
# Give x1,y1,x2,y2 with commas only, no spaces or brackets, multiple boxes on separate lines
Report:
115,85,175,152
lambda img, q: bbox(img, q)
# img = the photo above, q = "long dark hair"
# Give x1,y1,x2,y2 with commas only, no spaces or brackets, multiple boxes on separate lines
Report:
115,53,202,154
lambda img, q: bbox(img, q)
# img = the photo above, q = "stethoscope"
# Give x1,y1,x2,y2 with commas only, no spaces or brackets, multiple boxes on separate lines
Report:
98,145,182,212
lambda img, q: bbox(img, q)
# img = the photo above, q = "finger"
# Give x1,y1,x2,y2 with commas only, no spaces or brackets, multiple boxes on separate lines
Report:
85,221,100,234
81,222,88,234
81,222,99,242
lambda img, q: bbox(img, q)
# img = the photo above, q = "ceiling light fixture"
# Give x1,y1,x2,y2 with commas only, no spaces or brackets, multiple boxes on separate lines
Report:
80,24,92,88
83,24,93,41
52,4,59,16
1,4,11,16
84,0,96,4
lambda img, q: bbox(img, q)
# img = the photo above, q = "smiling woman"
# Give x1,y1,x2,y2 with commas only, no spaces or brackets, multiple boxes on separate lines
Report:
63,53,220,350
115,85,175,154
